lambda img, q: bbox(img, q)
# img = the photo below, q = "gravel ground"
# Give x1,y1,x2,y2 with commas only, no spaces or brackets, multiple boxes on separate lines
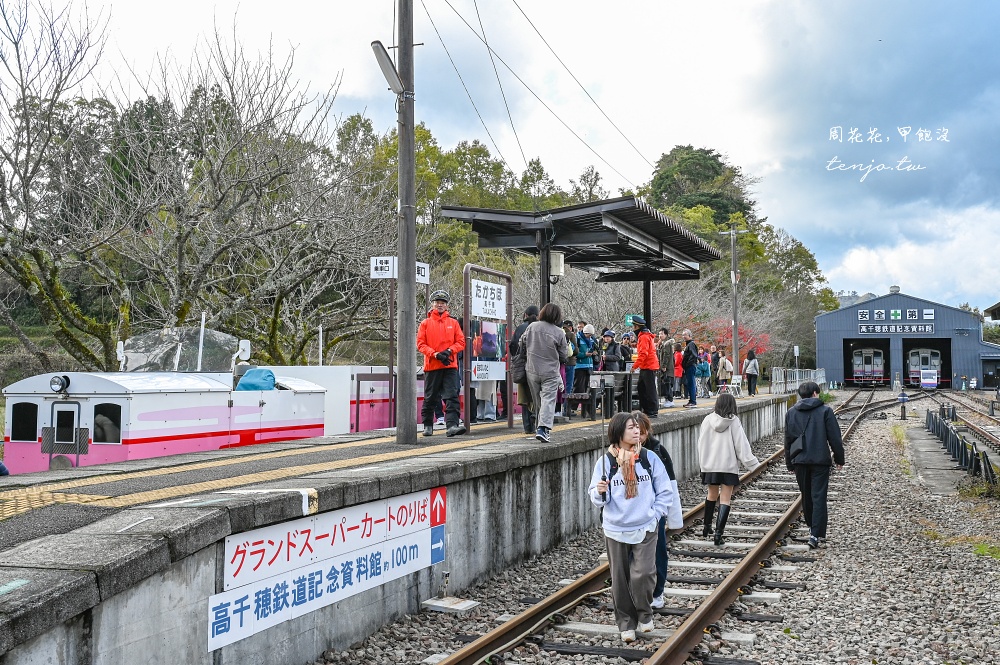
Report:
317,403,1000,665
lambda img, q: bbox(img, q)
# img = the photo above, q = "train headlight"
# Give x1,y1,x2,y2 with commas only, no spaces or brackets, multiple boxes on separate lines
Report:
49,375,70,393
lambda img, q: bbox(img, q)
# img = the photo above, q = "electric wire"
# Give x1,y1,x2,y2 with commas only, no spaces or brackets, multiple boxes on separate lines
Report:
473,0,529,173
439,0,637,189
419,0,517,177
509,0,655,169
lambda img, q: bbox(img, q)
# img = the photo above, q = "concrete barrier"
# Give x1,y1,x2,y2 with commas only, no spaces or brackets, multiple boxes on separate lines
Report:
0,396,787,664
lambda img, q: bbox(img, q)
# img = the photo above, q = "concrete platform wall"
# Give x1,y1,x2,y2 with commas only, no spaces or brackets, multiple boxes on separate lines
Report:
0,397,787,665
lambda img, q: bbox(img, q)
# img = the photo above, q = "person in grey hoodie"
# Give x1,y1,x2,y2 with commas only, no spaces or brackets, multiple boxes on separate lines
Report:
521,303,569,443
784,381,845,549
589,412,676,643
697,393,761,545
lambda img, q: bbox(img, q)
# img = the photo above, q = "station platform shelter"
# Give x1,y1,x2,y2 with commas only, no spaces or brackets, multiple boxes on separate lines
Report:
816,286,1000,389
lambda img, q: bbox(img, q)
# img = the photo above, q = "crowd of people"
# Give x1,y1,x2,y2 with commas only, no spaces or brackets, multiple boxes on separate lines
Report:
415,292,765,444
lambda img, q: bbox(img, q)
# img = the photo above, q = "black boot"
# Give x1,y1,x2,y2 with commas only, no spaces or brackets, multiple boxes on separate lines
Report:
701,500,716,538
714,504,731,546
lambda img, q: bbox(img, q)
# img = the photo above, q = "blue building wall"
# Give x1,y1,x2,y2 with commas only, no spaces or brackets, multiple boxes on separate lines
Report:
816,290,1000,388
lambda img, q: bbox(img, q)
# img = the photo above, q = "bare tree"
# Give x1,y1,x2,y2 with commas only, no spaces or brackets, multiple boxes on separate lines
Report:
0,0,118,369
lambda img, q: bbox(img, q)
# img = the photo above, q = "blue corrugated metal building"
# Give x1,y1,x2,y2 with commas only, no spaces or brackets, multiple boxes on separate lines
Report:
816,286,1000,388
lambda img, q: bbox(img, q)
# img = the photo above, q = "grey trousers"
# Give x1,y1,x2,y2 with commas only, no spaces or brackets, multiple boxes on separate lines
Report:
526,371,561,429
605,530,657,631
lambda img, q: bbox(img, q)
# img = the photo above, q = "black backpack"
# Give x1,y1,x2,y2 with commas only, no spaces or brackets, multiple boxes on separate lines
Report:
603,448,655,488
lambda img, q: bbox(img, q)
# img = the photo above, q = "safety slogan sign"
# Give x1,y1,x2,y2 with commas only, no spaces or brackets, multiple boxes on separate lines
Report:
208,487,448,651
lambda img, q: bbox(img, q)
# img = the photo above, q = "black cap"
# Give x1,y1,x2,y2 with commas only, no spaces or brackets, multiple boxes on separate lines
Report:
562,319,574,327
523,305,539,318
632,315,646,326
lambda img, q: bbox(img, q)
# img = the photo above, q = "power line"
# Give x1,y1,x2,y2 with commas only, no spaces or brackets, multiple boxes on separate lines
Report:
472,0,529,173
509,0,655,169
419,0,517,177
438,0,637,189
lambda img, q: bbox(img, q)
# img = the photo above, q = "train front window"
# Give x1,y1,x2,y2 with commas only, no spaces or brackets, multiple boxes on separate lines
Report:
55,410,76,444
11,402,38,441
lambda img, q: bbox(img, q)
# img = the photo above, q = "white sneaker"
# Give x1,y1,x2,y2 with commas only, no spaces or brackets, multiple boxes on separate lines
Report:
621,629,636,643
664,401,674,408
638,620,655,633
435,416,445,425
650,594,665,609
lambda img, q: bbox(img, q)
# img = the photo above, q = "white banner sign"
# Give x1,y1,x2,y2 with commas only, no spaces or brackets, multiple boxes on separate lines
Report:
470,361,506,381
470,279,507,320
210,487,447,650
369,256,430,285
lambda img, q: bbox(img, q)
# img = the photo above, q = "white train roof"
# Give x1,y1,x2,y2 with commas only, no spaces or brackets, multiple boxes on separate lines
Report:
3,371,326,397
4,372,235,396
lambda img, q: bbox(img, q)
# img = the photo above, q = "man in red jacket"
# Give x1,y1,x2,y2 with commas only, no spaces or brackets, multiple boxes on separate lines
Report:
630,316,660,417
417,290,467,438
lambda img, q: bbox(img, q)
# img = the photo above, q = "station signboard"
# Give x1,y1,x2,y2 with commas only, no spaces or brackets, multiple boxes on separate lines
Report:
470,279,506,320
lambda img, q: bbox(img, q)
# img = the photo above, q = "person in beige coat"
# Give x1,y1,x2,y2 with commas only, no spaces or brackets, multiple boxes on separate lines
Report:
697,393,760,545
716,349,734,388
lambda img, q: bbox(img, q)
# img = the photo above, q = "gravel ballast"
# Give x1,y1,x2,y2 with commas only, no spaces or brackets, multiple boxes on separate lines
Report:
319,401,1000,665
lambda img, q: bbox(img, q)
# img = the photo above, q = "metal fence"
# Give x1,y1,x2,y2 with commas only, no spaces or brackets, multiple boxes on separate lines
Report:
768,368,827,395
925,407,999,485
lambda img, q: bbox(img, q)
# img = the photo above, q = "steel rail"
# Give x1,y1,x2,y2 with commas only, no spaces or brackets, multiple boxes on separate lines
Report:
434,447,786,665
646,496,802,665
833,389,863,415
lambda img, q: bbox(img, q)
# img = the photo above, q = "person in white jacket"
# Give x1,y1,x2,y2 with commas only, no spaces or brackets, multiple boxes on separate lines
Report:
588,412,676,643
697,393,760,546
635,412,683,610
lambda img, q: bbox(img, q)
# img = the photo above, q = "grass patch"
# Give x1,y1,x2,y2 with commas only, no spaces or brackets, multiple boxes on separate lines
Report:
972,543,1000,559
890,424,906,449
899,458,913,477
819,391,835,404
957,479,1000,501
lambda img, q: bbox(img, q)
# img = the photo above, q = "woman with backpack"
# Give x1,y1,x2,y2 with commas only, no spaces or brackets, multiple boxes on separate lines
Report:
588,412,676,643
697,393,761,545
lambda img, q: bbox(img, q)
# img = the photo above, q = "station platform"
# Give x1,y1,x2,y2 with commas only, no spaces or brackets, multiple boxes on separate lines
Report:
0,394,788,664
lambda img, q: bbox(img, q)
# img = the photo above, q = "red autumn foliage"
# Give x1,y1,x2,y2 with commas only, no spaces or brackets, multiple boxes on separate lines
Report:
663,316,771,357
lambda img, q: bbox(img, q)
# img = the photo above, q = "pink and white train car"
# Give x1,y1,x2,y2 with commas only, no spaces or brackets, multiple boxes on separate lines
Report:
2,371,325,474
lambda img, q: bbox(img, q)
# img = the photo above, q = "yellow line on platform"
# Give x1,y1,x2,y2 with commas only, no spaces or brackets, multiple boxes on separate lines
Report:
0,422,519,501
0,419,605,520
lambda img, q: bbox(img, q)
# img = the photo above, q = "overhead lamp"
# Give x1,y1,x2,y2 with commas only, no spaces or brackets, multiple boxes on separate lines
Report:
371,41,404,95
49,375,70,393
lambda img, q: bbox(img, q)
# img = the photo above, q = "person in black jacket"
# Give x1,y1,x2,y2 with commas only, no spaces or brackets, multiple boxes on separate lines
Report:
784,381,845,549
600,331,625,371
509,305,539,433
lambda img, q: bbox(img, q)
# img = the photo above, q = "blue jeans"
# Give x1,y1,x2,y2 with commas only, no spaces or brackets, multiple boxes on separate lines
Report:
562,366,576,410
653,516,669,597
685,366,697,404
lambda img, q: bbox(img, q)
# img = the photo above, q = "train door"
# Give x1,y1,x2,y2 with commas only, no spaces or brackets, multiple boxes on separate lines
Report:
872,350,884,383
42,401,87,467
230,391,263,447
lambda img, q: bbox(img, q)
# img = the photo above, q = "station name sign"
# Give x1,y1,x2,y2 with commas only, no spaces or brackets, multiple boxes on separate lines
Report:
470,279,507,320
207,487,447,651
858,324,934,334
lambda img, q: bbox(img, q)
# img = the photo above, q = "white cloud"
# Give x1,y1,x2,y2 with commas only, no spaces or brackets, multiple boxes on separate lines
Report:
825,204,1000,308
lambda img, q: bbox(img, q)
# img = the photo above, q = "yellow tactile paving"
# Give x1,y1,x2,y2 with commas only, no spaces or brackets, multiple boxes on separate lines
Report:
0,419,602,521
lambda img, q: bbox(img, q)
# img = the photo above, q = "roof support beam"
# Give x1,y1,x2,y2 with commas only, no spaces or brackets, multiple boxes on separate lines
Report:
602,212,700,269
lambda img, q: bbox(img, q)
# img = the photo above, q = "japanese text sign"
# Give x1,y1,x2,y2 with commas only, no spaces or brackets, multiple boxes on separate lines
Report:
369,256,430,285
470,279,506,320
210,487,447,651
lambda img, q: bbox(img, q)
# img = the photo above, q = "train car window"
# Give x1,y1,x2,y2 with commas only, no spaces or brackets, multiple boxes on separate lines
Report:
55,410,76,444
94,403,122,443
11,402,38,441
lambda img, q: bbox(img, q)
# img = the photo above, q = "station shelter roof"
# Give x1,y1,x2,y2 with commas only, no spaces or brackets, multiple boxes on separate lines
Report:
439,196,721,282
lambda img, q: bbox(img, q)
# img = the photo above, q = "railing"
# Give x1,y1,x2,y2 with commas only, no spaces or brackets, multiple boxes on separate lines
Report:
769,368,827,395
925,407,999,485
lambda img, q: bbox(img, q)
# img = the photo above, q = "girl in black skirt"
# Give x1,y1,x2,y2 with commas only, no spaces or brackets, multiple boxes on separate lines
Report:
696,393,761,545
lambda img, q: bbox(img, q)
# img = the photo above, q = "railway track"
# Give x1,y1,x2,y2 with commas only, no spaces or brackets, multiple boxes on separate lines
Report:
435,388,935,665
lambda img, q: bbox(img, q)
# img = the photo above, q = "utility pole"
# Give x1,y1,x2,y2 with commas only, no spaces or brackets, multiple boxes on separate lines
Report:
396,0,417,444
720,223,747,378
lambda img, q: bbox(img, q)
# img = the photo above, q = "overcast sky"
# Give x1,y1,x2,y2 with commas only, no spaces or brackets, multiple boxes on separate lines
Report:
95,0,1000,311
